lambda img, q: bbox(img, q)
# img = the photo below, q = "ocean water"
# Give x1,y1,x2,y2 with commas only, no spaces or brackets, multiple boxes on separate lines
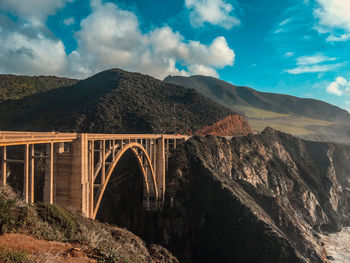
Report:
321,227,350,263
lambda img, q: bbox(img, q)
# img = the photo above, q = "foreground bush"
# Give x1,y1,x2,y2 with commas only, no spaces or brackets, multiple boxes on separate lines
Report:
0,187,29,235
0,186,179,263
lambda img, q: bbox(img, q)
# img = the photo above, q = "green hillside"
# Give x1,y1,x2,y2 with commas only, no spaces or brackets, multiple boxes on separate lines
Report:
0,74,78,102
0,69,237,134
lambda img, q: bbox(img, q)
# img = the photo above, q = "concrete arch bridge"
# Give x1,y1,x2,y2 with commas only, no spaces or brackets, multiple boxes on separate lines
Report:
0,131,189,218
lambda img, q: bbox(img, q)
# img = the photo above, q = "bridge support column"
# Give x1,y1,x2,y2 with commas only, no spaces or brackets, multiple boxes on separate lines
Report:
44,143,54,204
156,135,165,204
88,140,94,218
29,145,35,204
1,146,6,187
70,134,89,216
24,144,29,203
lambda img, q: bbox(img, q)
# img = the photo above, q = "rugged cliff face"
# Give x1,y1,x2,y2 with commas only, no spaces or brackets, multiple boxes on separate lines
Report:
111,128,350,263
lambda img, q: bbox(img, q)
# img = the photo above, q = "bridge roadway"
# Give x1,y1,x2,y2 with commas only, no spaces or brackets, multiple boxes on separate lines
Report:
0,131,189,218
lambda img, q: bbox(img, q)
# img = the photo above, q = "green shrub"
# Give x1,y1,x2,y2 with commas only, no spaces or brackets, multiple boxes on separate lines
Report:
35,202,77,240
0,247,32,263
0,194,29,234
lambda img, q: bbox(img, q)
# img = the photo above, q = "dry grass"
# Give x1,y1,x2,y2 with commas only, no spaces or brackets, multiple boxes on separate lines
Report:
248,116,335,135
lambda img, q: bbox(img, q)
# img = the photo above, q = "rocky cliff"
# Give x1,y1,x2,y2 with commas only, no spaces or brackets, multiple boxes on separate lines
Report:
100,128,350,263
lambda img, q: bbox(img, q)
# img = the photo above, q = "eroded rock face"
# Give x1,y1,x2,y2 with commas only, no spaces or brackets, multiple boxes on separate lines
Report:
154,127,350,263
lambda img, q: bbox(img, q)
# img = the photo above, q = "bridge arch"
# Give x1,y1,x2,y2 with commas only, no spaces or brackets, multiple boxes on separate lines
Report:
92,142,158,219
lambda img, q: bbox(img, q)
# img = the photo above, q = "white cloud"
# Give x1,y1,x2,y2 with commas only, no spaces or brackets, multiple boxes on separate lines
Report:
0,0,235,79
286,54,341,75
284,52,294,58
326,76,350,96
69,2,235,79
326,33,350,42
279,18,292,27
0,31,68,76
314,0,350,41
0,0,70,76
185,0,240,29
63,17,75,26
0,0,72,25
188,64,219,77
287,64,341,75
296,54,336,65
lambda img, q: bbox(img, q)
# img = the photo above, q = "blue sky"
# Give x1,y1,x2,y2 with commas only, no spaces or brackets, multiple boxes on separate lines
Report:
0,0,350,112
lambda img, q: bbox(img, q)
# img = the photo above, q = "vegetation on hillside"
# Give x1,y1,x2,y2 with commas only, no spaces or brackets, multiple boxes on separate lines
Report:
0,186,179,263
0,69,241,135
0,75,78,102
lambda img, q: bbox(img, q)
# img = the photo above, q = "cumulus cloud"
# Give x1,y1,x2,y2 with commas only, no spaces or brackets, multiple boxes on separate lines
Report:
0,0,235,78
0,0,72,25
0,31,67,76
69,2,235,79
286,54,341,74
185,0,240,29
326,76,350,96
188,64,219,77
0,1,70,76
314,0,350,42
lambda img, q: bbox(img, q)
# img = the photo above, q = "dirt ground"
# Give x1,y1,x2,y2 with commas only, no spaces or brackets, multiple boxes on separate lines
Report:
0,233,97,263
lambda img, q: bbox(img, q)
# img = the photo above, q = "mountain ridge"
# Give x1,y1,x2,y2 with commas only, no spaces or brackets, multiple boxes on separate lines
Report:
164,75,350,143
0,68,250,136
164,75,350,121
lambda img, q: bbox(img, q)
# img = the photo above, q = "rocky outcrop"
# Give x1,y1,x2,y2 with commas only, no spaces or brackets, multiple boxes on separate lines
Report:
133,127,350,263
195,114,253,137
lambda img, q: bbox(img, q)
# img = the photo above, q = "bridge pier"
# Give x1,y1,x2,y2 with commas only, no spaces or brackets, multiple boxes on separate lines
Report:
156,136,165,204
70,134,89,216
1,146,6,187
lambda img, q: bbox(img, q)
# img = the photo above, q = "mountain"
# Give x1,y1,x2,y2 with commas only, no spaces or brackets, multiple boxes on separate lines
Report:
164,75,350,143
0,74,78,102
0,69,251,135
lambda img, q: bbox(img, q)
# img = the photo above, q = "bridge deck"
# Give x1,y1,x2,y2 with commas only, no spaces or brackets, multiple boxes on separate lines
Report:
0,131,190,146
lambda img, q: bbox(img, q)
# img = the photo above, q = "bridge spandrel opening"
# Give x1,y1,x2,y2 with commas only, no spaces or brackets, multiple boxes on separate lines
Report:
95,148,149,228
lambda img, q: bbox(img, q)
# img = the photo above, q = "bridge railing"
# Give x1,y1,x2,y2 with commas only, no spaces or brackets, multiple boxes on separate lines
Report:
0,131,78,146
